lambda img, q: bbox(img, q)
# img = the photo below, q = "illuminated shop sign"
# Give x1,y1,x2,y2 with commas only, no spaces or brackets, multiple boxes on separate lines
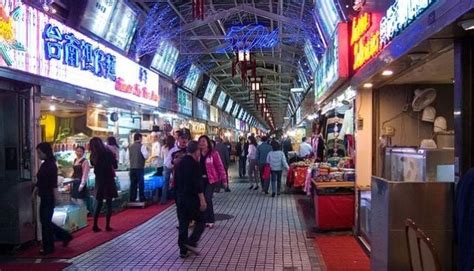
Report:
350,0,436,70
0,3,159,106
314,23,349,100
380,0,436,46
351,13,381,71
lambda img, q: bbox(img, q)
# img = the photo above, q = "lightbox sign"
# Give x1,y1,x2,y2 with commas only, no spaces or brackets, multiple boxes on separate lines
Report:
314,23,349,100
177,88,192,116
216,91,227,108
314,0,340,40
203,80,218,102
351,13,381,71
350,0,436,71
380,0,436,46
225,98,234,113
183,64,201,92
210,105,219,123
2,3,159,106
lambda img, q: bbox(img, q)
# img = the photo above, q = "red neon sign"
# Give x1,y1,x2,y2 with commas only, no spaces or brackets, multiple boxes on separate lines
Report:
351,13,381,71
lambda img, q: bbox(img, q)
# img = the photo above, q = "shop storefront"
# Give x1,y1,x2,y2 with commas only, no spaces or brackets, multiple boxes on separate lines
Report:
207,105,220,138
310,0,471,269
0,1,164,244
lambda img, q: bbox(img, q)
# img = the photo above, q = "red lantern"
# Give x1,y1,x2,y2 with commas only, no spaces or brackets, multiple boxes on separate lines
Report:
192,0,205,20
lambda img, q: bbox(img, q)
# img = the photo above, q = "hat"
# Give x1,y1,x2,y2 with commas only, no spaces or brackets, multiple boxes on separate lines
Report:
176,128,190,139
421,106,436,122
434,116,447,133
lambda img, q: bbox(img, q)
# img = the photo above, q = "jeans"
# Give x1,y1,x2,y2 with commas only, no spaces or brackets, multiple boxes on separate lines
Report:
176,198,205,254
203,180,215,223
161,167,171,204
247,159,258,186
239,156,247,177
258,164,270,192
270,170,282,194
129,168,145,201
40,195,72,252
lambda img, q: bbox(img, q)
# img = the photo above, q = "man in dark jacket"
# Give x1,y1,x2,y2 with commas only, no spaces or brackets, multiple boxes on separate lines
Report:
455,168,474,270
175,141,207,258
236,137,249,178
215,137,231,192
256,136,272,194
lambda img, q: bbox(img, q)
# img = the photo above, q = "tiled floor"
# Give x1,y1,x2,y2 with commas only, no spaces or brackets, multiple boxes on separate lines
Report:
66,167,325,270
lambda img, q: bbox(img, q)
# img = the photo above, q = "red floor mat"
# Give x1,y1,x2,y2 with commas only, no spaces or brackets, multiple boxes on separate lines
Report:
18,202,174,259
315,235,370,271
0,262,70,271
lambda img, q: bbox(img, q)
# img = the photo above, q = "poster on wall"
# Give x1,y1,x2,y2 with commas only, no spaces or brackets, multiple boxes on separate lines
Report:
0,2,159,107
177,88,192,116
159,77,177,111
193,97,210,121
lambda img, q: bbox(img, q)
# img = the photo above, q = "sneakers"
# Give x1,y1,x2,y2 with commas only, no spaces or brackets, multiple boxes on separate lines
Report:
184,244,200,255
179,251,190,258
205,223,214,229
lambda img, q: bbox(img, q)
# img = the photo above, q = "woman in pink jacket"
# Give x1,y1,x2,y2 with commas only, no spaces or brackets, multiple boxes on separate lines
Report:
198,135,227,228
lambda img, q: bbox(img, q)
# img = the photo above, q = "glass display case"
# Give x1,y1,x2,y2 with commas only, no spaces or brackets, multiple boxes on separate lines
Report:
357,188,371,250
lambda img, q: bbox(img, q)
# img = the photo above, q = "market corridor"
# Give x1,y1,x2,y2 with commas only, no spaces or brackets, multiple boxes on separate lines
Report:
66,171,323,270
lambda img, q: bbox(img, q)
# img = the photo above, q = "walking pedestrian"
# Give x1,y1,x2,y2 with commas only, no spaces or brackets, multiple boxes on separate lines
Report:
247,136,259,190
236,137,249,178
256,136,272,194
266,141,289,197
160,135,175,205
214,137,231,192
165,129,190,190
129,133,149,202
106,136,120,161
198,135,227,229
175,140,207,258
34,142,73,255
89,137,118,232
70,146,90,209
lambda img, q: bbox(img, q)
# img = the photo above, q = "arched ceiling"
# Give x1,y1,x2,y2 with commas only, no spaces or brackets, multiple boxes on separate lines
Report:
133,0,324,130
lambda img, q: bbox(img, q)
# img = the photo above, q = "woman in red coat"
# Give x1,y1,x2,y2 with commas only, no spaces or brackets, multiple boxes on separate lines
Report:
89,137,118,232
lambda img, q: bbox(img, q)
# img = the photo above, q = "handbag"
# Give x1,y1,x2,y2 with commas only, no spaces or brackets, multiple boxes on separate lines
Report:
262,164,271,180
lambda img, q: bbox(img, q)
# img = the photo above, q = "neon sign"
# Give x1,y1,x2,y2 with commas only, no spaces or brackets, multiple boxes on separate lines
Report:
43,24,117,81
380,0,436,46
351,13,381,71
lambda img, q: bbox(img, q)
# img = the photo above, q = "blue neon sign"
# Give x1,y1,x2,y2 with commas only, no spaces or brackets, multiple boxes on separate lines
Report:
43,23,117,82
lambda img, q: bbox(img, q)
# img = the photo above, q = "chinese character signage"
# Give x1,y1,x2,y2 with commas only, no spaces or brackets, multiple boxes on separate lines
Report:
194,97,210,121
177,88,192,116
350,0,436,71
314,23,349,101
0,2,159,106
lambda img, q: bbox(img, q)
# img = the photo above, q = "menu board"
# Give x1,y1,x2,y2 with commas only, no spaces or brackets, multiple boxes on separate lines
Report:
177,88,192,116
225,98,234,113
216,91,227,108
203,80,218,102
193,97,210,121
151,41,179,77
232,104,240,117
80,0,137,51
158,77,178,111
210,106,219,123
183,64,201,92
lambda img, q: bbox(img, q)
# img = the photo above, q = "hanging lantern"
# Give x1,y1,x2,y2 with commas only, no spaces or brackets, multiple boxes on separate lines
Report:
192,0,205,20
232,49,256,87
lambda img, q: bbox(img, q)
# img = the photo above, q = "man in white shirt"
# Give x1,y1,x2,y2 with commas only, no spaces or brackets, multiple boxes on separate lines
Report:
150,132,163,175
129,133,149,202
298,137,313,159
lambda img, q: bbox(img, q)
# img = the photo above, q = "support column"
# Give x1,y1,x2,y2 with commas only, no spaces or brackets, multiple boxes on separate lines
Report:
454,39,474,181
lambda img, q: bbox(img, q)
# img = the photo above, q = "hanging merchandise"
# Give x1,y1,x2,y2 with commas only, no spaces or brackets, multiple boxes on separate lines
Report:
412,88,437,112
232,49,256,87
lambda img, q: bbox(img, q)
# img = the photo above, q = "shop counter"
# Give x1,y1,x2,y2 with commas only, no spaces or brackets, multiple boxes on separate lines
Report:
312,181,355,231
